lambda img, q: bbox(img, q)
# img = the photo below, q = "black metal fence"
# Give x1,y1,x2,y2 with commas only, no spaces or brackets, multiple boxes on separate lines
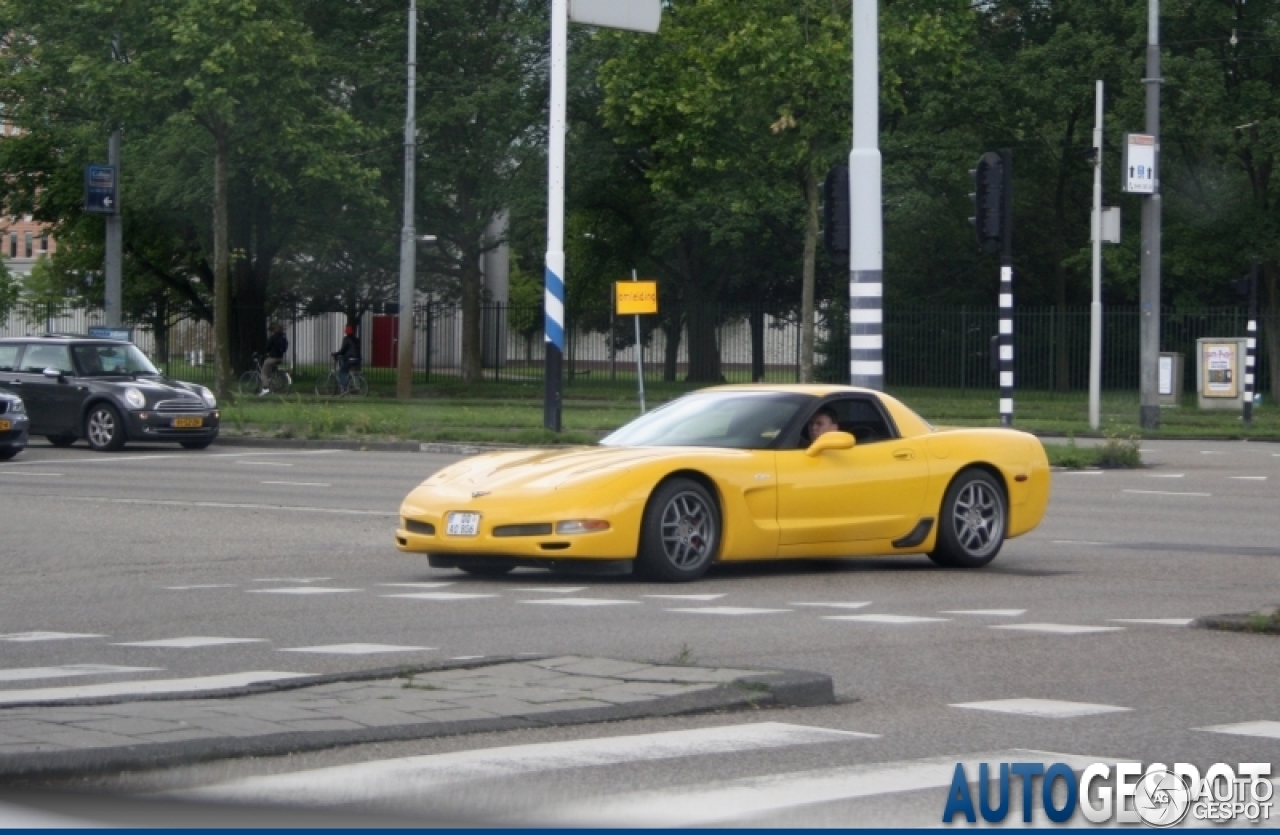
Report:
2,300,1271,395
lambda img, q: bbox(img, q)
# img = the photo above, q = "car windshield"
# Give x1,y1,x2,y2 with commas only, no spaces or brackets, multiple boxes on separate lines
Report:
600,391,811,449
73,344,160,377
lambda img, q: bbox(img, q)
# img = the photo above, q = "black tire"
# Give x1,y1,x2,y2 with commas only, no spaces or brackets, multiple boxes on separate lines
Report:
315,373,341,397
928,469,1006,568
180,440,213,450
85,403,127,452
349,374,369,396
238,369,262,396
269,369,291,394
635,477,720,582
46,434,77,448
0,446,18,460
458,564,515,577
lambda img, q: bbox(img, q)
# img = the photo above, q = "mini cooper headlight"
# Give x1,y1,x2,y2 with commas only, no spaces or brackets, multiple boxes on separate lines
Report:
10,399,25,415
199,386,216,408
123,387,146,409
555,519,611,534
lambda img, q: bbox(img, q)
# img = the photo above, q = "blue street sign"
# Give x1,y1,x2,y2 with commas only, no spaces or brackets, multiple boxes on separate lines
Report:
87,326,132,342
84,165,118,214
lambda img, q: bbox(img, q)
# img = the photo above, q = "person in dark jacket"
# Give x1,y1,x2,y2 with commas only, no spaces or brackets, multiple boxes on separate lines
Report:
332,324,360,390
259,323,288,395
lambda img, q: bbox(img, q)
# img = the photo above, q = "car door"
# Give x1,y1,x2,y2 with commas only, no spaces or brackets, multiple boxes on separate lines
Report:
775,398,928,547
13,344,79,435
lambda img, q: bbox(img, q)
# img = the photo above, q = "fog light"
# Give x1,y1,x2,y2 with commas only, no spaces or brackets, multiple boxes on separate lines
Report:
555,519,610,534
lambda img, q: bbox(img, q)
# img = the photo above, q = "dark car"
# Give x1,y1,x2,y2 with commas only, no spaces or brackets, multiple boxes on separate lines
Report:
0,389,29,460
0,335,219,452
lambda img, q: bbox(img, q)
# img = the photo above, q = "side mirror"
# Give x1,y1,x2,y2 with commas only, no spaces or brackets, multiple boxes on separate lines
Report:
805,430,855,457
42,367,65,381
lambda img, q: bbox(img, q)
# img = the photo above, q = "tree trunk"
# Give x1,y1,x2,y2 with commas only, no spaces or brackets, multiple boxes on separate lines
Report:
685,301,722,382
799,165,819,383
460,253,482,382
1264,261,1279,400
749,306,765,382
662,312,682,382
212,128,233,400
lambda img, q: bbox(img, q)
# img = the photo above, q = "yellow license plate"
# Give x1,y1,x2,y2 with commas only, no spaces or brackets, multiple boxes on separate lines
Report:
0,419,9,431
172,417,203,428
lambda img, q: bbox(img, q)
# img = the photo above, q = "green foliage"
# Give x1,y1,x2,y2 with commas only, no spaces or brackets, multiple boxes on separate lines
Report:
1094,432,1142,469
0,259,17,322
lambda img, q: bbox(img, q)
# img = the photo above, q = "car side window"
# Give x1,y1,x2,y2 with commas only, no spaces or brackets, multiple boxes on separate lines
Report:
800,397,896,447
0,345,19,372
18,345,74,374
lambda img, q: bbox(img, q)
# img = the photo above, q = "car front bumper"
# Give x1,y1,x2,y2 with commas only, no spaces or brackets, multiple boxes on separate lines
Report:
0,415,29,450
125,409,221,443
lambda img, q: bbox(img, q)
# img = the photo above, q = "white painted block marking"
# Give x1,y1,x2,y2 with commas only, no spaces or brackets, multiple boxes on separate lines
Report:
1122,489,1211,497
378,582,456,589
113,637,266,648
0,671,313,705
790,602,872,610
0,664,161,683
522,748,1110,827
1108,618,1193,626
1147,473,1185,478
825,614,950,624
450,655,486,661
941,609,1026,617
1200,450,1225,455
668,607,792,616
1230,476,1267,481
643,594,726,601
247,587,363,595
0,632,105,642
513,587,589,594
525,598,640,607
252,577,332,583
1195,721,1280,740
0,471,63,477
164,584,237,590
177,722,874,806
384,592,500,601
992,623,1124,634
280,644,433,655
951,698,1130,718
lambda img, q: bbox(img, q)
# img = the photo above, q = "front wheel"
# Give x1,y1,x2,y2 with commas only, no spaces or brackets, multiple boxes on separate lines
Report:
0,446,18,460
238,369,262,396
46,434,77,448
349,374,369,396
636,478,720,582
928,469,1006,568
315,373,341,397
269,370,291,394
85,403,127,452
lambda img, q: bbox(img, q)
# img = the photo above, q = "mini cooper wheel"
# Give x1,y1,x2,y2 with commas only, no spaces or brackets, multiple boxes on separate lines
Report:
636,477,720,582
85,403,127,452
929,469,1006,568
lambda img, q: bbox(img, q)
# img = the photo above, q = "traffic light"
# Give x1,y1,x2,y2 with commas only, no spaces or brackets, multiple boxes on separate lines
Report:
1232,274,1253,296
968,151,1005,254
823,163,850,263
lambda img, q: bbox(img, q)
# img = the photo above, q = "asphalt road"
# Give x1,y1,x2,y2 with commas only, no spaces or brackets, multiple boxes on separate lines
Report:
1,437,1277,826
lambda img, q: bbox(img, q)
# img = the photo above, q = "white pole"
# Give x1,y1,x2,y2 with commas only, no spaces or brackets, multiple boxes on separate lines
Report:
1088,80,1104,430
396,0,417,400
543,0,568,430
848,0,883,390
632,269,646,413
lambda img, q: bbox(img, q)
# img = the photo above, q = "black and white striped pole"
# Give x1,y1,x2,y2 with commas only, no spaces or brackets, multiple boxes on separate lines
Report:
970,150,1014,425
1244,256,1259,428
848,0,883,390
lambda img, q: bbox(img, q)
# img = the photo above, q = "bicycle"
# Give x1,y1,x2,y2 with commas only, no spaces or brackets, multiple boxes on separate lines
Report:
237,353,292,396
315,358,369,397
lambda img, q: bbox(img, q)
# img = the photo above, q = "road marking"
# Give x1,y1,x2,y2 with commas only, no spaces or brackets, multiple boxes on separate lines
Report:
1195,721,1280,740
992,623,1124,634
1058,471,1103,475
206,450,344,458
252,577,332,583
825,614,949,624
260,480,330,487
450,655,486,660
0,671,313,705
113,637,266,648
789,601,872,610
0,632,105,642
51,495,396,517
1108,618,1193,626
280,644,434,655
1122,489,1211,497
513,587,589,594
235,461,294,467
525,598,641,607
521,749,1109,827
1200,450,1226,455
941,609,1026,617
176,722,874,805
0,664,161,683
1147,473,1184,478
951,698,1130,718
247,587,363,595
164,584,237,590
1230,476,1267,481
0,471,62,477
643,594,726,601
668,607,791,616
379,582,456,589
1051,540,1110,546
384,592,500,601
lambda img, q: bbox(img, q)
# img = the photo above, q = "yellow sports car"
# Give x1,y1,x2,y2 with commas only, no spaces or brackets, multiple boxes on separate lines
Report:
397,385,1051,582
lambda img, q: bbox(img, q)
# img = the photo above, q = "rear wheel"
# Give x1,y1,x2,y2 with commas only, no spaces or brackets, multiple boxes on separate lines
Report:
928,469,1006,568
636,478,720,582
46,434,76,448
269,369,291,394
349,373,369,396
85,403,127,452
315,373,341,397
238,370,262,396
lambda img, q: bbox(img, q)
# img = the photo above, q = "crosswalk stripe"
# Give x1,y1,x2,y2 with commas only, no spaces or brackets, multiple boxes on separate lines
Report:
522,749,1111,827
0,671,312,705
176,722,875,806
0,664,161,683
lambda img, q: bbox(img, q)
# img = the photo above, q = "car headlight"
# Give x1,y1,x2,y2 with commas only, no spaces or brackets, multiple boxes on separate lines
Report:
199,387,216,408
123,387,146,409
555,520,611,534
10,399,25,415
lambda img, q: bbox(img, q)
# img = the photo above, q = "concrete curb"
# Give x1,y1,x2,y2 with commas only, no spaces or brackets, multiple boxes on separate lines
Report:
1193,613,1280,635
0,665,834,781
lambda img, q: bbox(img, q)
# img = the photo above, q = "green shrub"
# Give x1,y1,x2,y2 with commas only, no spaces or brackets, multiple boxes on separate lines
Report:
1095,432,1142,468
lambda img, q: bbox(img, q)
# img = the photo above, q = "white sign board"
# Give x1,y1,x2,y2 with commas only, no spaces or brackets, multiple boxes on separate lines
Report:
1123,133,1156,194
569,0,661,33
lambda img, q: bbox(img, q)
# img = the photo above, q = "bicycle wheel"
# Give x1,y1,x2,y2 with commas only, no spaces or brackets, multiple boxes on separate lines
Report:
349,374,369,396
238,370,262,396
315,372,342,397
269,369,292,394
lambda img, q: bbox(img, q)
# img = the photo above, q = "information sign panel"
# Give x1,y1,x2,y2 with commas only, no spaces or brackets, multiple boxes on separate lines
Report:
615,281,658,315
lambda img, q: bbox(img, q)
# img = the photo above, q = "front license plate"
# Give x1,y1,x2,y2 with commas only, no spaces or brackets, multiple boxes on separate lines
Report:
0,420,9,431
446,512,481,537
172,417,203,428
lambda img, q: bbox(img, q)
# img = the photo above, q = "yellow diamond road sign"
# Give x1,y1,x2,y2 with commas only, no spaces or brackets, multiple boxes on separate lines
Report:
616,281,658,315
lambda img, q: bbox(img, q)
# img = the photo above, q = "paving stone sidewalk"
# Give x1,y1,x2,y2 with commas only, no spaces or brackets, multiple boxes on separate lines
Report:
0,656,833,780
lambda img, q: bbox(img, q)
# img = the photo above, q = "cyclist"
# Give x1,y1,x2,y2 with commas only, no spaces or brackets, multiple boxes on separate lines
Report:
259,322,289,395
332,323,361,391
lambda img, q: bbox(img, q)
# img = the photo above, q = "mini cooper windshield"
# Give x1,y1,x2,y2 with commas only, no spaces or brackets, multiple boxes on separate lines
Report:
599,391,810,449
72,344,160,377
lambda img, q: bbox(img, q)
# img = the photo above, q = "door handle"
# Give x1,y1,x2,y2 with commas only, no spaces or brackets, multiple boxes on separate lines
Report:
893,449,915,460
